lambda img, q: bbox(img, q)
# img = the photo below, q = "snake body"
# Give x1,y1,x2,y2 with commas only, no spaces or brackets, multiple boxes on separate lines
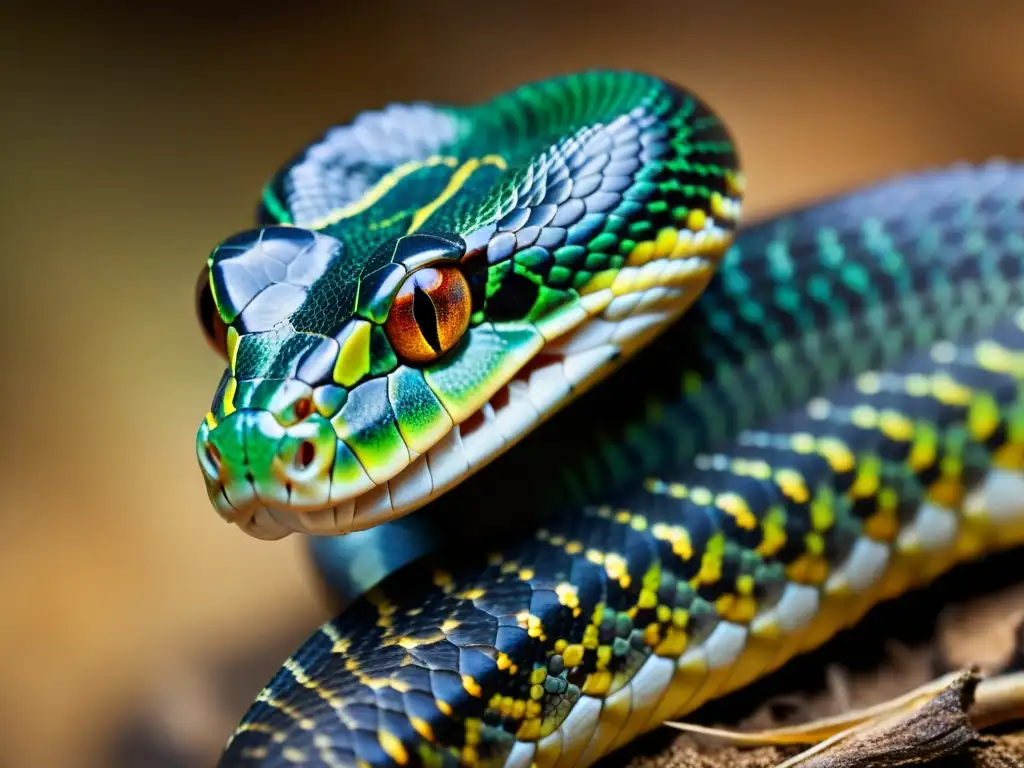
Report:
195,73,1024,767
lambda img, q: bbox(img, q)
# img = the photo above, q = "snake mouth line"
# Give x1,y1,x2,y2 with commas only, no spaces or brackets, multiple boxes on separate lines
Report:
218,341,613,540
220,258,714,540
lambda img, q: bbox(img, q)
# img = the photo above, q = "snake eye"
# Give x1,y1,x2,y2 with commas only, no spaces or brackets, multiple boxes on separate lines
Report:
383,266,471,365
196,267,230,359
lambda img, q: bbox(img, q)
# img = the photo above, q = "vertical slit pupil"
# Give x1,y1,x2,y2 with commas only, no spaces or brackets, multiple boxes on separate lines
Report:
412,284,442,353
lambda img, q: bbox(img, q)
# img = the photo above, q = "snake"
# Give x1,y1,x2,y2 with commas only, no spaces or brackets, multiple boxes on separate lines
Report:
193,71,1024,767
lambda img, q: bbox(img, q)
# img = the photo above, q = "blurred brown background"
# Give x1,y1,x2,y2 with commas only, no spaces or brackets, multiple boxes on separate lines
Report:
3,2,1024,766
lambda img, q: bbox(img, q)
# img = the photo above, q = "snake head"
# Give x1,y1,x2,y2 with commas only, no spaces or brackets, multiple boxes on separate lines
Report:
196,227,479,538
195,72,744,539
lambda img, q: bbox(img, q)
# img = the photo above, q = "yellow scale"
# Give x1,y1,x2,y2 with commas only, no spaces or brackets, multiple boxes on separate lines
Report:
507,334,1024,768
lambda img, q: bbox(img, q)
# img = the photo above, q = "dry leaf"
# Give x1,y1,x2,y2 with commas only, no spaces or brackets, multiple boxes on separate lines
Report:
777,671,979,767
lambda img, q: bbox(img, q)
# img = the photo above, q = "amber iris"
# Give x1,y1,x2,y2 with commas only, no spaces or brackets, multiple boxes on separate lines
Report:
384,266,472,365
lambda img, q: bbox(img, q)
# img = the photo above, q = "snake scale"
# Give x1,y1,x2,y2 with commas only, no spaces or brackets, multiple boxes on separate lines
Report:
193,71,1024,767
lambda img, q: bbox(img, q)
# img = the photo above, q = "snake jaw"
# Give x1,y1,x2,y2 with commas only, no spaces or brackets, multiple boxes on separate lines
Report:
233,255,724,540
197,244,732,540
195,236,732,540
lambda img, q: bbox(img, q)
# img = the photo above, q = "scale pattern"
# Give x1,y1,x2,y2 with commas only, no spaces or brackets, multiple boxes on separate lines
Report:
219,164,1024,767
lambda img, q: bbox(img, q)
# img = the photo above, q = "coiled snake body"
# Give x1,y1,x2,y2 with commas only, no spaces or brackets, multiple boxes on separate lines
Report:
194,72,1024,767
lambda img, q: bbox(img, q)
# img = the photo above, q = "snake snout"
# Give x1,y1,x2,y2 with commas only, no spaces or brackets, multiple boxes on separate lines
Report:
197,410,257,520
197,406,338,525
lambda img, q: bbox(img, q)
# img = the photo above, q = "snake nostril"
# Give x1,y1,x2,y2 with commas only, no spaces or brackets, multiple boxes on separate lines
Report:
296,440,316,471
293,397,313,421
